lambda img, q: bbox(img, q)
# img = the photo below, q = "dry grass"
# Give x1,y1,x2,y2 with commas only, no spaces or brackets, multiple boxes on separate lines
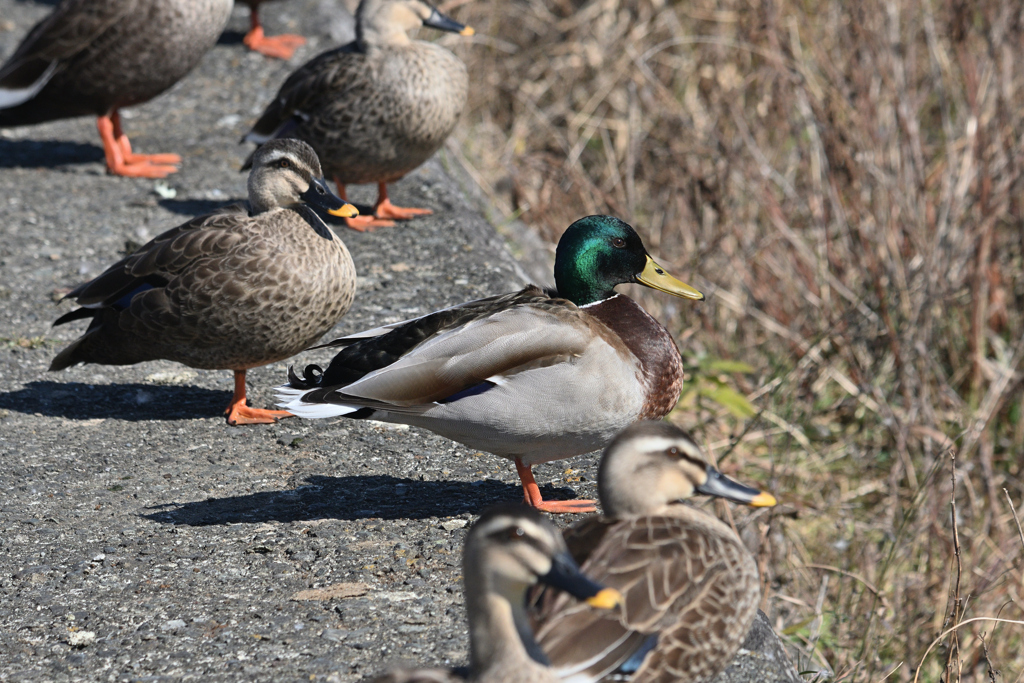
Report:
440,0,1024,679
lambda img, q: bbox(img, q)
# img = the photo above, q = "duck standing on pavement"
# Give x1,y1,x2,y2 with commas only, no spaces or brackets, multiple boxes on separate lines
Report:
278,215,705,511
243,0,474,231
50,139,359,426
0,0,232,177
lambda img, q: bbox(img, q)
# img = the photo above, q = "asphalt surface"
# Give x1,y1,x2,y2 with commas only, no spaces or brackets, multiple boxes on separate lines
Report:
0,2,800,681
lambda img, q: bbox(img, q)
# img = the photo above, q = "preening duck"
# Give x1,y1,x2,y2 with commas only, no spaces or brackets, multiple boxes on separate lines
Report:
0,0,232,177
278,215,704,512
50,139,359,426
532,421,777,683
243,0,474,230
371,505,621,683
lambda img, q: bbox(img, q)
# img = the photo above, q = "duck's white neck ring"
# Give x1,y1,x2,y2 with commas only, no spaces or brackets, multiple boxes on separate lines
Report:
579,293,621,309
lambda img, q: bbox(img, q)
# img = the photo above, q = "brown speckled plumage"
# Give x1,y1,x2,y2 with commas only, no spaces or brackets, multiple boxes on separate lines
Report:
50,139,357,375
244,0,469,184
531,423,772,683
0,0,232,126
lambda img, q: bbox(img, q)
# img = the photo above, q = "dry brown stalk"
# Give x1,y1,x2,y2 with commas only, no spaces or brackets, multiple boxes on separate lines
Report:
449,0,1024,676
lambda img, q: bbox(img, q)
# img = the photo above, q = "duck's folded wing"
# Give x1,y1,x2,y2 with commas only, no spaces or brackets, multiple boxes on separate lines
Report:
62,207,247,310
325,304,593,407
370,669,464,683
0,0,132,107
245,44,361,144
535,516,758,683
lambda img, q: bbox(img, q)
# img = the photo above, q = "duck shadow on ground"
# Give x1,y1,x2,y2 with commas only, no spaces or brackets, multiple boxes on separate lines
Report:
158,197,244,216
217,29,245,46
144,474,584,523
0,139,103,169
0,381,228,421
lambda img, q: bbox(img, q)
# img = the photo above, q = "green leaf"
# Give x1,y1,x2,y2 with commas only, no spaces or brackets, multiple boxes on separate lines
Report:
707,359,756,374
705,386,756,418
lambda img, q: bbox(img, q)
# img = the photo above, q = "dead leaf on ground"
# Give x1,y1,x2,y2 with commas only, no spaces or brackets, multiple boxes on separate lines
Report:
290,582,370,601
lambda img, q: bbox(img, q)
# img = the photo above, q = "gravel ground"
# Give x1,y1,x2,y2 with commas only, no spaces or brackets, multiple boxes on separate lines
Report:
0,2,799,681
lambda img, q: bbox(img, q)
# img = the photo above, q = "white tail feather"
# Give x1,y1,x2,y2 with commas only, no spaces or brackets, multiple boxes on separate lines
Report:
0,61,58,109
275,384,364,419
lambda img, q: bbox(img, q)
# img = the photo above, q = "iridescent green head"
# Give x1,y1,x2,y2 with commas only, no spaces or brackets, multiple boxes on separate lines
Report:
553,215,705,306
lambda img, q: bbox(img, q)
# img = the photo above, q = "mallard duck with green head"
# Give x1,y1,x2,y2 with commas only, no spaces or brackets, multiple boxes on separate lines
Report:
278,215,705,512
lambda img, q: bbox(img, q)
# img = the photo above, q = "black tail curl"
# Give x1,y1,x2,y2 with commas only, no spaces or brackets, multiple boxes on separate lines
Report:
287,363,324,389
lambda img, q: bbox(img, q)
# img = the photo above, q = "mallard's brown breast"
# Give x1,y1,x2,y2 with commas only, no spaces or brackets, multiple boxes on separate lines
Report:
583,294,683,420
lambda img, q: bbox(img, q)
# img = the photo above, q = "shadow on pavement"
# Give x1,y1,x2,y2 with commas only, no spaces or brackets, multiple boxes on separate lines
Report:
143,474,585,523
0,381,228,420
0,139,104,169
158,197,243,216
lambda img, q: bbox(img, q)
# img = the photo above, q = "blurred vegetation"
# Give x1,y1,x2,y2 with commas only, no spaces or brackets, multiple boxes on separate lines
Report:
442,0,1024,679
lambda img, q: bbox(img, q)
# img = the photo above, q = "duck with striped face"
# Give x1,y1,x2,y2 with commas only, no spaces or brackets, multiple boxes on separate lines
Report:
533,422,777,683
372,505,620,683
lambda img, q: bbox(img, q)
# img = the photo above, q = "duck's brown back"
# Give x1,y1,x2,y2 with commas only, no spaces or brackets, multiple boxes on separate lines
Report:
0,0,232,126
50,206,356,372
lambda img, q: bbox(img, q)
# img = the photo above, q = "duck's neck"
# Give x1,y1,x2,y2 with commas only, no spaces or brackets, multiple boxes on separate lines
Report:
465,582,549,679
584,295,684,419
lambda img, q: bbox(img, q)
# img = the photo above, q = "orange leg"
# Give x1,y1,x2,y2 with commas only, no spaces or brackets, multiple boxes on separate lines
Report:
335,179,395,232
225,369,293,426
514,457,596,514
112,112,181,166
335,181,433,231
373,182,434,220
243,6,306,60
96,112,180,178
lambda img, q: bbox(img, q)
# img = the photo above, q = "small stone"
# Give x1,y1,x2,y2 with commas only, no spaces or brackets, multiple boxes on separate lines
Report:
161,619,187,631
440,519,467,531
68,631,96,647
321,628,348,642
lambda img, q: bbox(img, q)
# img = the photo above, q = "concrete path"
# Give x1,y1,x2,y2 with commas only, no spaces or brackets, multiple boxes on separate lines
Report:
0,2,800,681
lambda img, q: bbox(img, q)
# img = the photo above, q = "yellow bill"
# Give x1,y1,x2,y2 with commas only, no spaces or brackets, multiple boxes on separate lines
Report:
636,255,704,300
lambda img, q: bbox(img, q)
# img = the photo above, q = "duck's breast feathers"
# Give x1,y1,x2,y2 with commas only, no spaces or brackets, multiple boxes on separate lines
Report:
317,286,597,406
0,0,128,108
584,294,684,420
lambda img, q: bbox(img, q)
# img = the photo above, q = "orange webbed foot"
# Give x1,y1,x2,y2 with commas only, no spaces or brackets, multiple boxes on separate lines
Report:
528,498,598,514
343,215,397,232
374,197,433,221
243,26,306,60
107,159,180,178
225,402,294,426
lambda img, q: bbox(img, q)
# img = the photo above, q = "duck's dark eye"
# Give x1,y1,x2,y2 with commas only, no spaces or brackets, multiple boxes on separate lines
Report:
611,237,626,248
507,526,526,540
278,159,291,169
667,446,680,457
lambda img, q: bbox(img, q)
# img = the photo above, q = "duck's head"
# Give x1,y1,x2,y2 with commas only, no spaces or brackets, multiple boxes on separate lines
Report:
358,0,473,48
598,421,777,518
247,139,358,219
553,215,705,306
463,504,620,610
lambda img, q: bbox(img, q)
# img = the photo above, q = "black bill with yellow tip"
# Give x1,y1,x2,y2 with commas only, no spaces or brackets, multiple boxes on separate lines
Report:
696,465,777,507
423,7,474,35
540,550,622,610
301,177,358,218
635,255,704,301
